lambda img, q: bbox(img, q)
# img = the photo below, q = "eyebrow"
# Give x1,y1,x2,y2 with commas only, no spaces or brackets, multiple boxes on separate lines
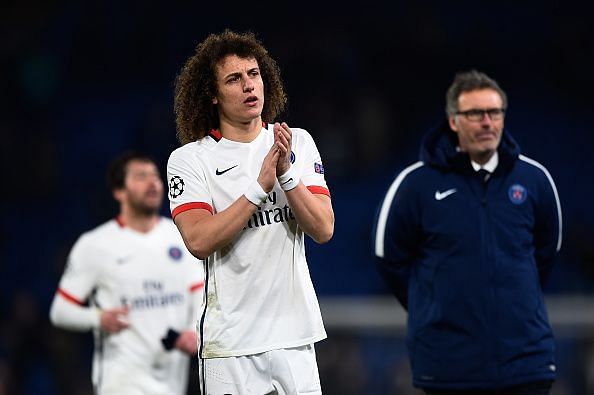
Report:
458,108,503,112
222,67,260,80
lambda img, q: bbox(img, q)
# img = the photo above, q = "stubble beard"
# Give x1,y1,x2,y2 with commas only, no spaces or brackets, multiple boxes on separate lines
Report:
128,194,161,217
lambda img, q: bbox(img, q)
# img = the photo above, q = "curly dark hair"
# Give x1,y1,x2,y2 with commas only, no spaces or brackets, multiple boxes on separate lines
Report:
174,30,287,145
445,69,508,116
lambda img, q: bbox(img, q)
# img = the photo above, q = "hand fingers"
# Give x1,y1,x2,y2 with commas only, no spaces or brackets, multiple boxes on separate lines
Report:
177,332,197,353
264,142,279,159
276,139,289,155
181,331,197,342
113,312,129,330
276,124,291,158
107,322,127,333
276,124,291,139
274,122,292,141
279,123,292,145
185,338,195,350
111,307,128,314
270,148,280,164
273,124,282,147
280,122,291,135
276,131,289,151
261,144,281,170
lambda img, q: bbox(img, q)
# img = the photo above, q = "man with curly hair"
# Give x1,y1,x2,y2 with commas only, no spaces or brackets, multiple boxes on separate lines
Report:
167,30,334,394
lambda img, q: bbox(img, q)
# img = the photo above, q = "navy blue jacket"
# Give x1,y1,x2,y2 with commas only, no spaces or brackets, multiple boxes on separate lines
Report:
372,122,562,390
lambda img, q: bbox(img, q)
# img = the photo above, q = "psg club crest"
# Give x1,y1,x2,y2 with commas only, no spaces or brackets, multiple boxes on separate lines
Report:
168,246,183,261
508,184,527,205
290,151,296,164
169,176,185,198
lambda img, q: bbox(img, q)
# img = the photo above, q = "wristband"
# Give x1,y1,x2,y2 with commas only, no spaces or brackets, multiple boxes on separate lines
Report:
277,166,299,191
244,181,268,206
161,328,180,351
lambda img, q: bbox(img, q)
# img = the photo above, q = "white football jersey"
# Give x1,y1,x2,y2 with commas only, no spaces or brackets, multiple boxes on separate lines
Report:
167,124,329,358
56,217,204,395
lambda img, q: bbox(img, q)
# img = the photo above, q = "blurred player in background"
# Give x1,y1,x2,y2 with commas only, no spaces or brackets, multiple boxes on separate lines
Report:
50,151,204,395
372,70,562,394
168,30,334,394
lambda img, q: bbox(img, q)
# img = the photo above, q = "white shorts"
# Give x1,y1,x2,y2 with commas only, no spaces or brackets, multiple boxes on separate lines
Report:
199,344,322,395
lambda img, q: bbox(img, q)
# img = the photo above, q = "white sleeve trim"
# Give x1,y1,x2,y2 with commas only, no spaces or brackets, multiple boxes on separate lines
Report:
374,161,424,258
519,154,563,251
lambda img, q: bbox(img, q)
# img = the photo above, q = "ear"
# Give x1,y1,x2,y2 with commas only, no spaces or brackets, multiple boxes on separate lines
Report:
448,116,459,133
113,189,125,203
212,96,218,105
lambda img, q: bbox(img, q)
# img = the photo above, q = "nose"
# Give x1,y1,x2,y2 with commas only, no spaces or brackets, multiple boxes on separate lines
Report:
243,77,254,93
148,174,162,188
480,112,494,125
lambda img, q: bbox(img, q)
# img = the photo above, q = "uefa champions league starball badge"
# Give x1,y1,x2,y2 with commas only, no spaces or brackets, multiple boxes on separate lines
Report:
169,176,185,198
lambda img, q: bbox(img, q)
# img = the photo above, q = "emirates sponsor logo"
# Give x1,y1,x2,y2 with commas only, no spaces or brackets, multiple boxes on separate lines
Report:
243,191,295,229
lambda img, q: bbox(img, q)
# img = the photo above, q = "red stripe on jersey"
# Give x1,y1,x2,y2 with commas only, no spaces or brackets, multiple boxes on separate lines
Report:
58,288,85,306
115,216,125,227
190,282,205,292
210,123,266,141
172,202,214,219
307,186,331,197
208,129,222,141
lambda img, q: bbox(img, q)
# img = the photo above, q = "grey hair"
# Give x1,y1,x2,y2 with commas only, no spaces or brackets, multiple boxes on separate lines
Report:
445,70,508,116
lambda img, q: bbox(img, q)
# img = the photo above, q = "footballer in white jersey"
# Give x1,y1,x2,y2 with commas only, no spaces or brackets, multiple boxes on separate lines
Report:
170,30,334,394
50,153,204,395
168,124,329,359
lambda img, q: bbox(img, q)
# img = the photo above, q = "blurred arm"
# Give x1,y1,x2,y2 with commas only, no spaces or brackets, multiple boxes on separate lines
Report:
50,291,129,333
532,163,563,286
372,164,423,310
49,290,100,331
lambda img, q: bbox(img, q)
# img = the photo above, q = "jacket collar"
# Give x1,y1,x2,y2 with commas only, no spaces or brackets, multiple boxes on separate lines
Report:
419,120,520,174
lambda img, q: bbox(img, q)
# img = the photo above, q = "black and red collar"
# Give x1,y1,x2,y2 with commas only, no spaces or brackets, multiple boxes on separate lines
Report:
207,122,268,142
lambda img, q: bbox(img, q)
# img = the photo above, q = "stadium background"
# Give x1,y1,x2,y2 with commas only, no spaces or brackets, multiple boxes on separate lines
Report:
2,1,594,394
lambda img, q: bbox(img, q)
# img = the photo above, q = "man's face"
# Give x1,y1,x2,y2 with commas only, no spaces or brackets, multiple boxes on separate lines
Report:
118,160,163,215
448,88,504,162
212,55,264,125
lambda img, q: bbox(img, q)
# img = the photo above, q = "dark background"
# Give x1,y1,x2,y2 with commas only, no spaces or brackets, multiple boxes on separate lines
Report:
2,1,594,394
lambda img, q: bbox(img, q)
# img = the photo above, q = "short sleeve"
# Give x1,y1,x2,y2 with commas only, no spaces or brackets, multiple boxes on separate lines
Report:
58,235,102,304
167,148,214,219
297,130,330,196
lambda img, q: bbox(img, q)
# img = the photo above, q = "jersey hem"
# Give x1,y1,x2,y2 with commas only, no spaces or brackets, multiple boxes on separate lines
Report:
200,333,327,359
